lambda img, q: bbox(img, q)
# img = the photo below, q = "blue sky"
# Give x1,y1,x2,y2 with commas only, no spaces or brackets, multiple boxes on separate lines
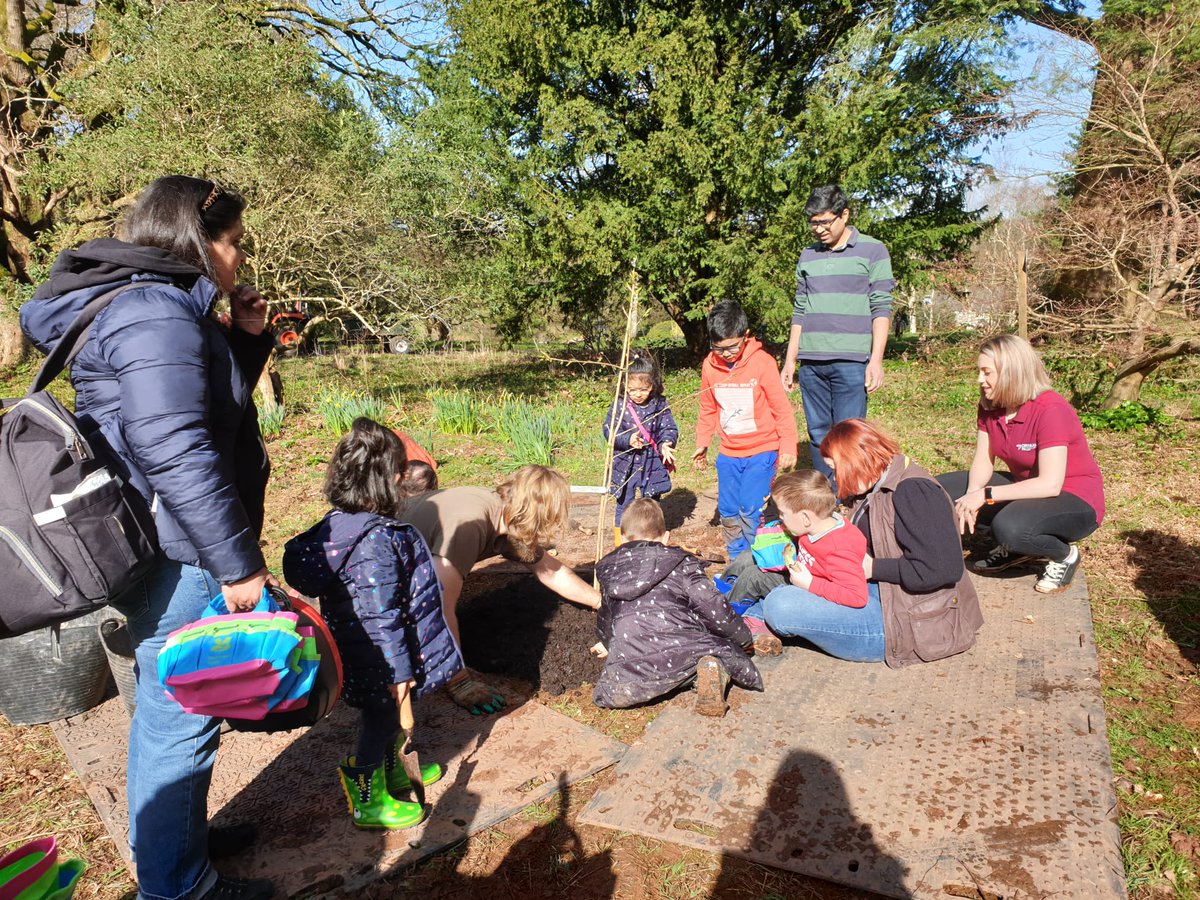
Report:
970,9,1101,211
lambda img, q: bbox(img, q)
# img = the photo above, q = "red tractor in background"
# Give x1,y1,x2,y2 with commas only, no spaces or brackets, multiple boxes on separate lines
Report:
270,303,313,355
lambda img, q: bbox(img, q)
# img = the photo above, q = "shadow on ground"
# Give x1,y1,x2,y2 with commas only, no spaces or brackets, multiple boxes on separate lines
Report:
659,488,697,530
710,748,908,899
368,774,618,899
1119,528,1200,665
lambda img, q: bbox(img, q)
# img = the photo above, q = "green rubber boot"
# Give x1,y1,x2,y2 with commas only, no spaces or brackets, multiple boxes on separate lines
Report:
338,758,426,829
384,736,444,795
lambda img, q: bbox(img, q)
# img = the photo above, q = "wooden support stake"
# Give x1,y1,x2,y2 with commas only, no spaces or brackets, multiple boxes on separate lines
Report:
594,267,640,584
1017,249,1029,340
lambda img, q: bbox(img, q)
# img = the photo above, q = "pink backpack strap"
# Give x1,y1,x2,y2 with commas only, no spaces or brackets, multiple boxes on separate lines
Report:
624,399,657,452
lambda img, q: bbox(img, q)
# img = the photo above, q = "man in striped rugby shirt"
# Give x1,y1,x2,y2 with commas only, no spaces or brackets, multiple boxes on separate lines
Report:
782,184,894,481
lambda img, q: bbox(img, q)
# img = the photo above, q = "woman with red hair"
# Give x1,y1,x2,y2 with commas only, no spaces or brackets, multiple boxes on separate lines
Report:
756,419,983,666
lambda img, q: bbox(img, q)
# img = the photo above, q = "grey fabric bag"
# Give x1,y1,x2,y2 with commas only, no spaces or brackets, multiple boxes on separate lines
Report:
0,285,158,638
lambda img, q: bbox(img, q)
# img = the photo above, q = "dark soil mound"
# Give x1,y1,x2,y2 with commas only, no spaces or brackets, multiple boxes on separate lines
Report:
457,573,603,696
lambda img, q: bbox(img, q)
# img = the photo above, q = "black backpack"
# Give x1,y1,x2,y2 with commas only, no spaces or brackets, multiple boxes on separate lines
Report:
0,284,159,638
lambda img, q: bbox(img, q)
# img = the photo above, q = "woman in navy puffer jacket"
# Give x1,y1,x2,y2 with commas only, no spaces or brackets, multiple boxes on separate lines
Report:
21,176,278,900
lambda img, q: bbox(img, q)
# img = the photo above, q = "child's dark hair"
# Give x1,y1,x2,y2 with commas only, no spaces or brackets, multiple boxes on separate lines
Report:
625,350,663,398
706,300,749,342
324,418,408,518
804,184,850,218
400,460,438,496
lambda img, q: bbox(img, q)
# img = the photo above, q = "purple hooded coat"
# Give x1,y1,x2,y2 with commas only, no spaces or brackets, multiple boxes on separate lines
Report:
593,541,762,709
603,395,678,503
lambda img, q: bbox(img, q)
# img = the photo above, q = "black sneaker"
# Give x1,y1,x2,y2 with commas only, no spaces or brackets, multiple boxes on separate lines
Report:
199,876,276,900
973,544,1038,573
1035,545,1081,594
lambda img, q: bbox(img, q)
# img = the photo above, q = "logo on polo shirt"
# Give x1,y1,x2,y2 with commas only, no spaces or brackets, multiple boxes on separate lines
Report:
1016,442,1037,451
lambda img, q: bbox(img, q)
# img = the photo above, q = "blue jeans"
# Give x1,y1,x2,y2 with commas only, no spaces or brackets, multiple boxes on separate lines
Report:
797,360,868,476
111,560,222,900
744,581,884,662
715,451,777,558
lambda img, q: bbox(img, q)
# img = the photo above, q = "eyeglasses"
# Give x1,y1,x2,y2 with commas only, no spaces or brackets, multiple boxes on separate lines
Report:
710,337,747,356
809,215,842,231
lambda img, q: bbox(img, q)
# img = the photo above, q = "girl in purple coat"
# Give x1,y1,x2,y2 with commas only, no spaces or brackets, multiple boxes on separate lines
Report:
604,351,679,542
283,419,462,831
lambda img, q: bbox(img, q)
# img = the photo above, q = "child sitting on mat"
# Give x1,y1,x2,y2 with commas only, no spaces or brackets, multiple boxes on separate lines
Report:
732,469,869,654
283,418,462,830
592,498,762,717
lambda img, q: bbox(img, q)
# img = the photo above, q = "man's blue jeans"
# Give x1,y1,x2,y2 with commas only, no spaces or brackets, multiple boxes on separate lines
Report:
715,450,777,558
111,560,222,900
743,581,884,662
797,360,868,476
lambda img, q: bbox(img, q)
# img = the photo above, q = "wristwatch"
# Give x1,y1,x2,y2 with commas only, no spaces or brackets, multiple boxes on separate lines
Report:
984,486,996,505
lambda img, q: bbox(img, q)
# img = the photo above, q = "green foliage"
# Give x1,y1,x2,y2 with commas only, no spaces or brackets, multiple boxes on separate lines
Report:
490,394,576,467
493,402,556,468
1079,401,1171,433
2,1,487,351
258,404,286,438
429,0,1011,353
544,402,578,441
315,389,391,436
429,390,490,434
639,321,686,351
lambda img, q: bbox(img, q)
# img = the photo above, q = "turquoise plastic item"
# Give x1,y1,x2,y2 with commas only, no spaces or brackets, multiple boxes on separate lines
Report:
41,858,84,900
751,521,796,571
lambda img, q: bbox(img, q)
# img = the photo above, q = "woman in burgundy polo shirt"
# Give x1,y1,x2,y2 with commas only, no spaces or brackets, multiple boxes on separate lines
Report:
937,334,1105,594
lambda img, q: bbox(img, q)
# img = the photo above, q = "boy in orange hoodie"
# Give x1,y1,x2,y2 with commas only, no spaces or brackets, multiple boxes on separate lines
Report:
693,300,799,559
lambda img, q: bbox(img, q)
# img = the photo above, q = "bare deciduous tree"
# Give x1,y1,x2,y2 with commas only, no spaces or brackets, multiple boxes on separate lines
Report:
1041,12,1200,406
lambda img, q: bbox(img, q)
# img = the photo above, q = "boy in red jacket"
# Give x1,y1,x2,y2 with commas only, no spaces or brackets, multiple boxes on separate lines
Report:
739,469,870,655
692,300,799,558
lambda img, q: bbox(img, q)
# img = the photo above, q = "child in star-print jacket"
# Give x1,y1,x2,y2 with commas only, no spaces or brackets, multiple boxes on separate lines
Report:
283,418,462,829
592,499,762,714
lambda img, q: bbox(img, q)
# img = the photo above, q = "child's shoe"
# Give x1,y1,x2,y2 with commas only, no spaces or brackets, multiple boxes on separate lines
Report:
743,615,782,656
695,655,730,717
613,526,624,547
338,758,426,829
384,736,444,795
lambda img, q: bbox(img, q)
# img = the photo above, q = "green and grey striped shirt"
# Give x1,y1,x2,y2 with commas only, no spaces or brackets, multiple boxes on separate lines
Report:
793,228,893,362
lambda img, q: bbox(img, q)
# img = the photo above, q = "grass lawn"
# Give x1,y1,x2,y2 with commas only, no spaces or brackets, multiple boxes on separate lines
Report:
1,338,1197,899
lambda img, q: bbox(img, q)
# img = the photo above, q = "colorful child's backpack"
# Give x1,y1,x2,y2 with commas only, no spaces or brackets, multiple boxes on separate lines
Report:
750,521,797,571
0,836,84,900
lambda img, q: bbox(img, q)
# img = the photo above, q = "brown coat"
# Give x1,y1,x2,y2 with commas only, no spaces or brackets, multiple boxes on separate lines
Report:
849,455,984,668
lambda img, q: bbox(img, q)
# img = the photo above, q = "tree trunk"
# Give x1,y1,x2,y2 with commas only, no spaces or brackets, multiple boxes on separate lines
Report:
427,318,451,344
256,351,284,409
1101,336,1200,408
0,303,30,372
679,316,707,365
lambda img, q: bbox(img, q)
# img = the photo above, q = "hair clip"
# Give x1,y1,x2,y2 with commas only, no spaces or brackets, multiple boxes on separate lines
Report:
201,184,221,212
